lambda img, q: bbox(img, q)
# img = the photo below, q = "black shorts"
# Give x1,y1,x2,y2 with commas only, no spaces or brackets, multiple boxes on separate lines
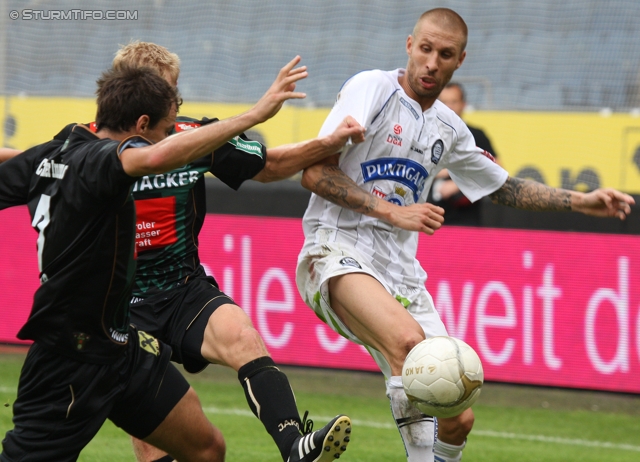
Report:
129,275,237,373
0,327,189,462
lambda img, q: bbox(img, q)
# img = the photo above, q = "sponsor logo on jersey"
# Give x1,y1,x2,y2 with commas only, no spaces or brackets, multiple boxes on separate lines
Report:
394,124,403,135
399,96,420,120
410,145,424,155
386,134,403,146
109,327,129,344
134,196,178,252
35,158,68,179
361,158,428,202
340,257,362,269
138,330,160,356
229,136,264,158
372,186,387,199
175,121,201,132
431,139,444,165
131,170,201,192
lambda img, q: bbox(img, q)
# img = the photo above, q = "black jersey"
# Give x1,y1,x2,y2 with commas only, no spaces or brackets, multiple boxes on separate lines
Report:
0,124,146,364
130,116,266,297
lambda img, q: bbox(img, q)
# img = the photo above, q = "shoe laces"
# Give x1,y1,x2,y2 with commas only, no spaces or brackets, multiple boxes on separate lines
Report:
300,410,314,435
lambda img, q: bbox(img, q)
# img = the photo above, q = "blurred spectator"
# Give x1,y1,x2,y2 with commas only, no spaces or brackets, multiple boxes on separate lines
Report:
429,81,499,226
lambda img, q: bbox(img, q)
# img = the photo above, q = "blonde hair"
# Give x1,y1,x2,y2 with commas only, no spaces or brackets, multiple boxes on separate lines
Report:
113,40,181,83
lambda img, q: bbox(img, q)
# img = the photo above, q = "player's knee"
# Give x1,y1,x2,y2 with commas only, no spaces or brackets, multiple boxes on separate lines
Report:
457,407,475,434
438,408,474,440
390,331,425,370
234,324,269,355
198,427,225,462
187,421,225,462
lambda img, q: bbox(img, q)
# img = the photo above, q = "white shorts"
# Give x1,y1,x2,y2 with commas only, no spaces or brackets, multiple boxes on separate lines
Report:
296,243,447,377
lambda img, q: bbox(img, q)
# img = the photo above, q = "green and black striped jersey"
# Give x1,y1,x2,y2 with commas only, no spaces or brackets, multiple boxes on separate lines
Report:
130,116,266,297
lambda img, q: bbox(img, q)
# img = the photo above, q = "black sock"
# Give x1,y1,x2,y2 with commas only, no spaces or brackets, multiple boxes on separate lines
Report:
238,356,302,460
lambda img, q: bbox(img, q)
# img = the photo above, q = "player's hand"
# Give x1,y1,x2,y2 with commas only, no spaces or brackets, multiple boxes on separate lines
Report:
386,202,445,235
573,188,635,220
326,116,366,150
251,56,308,123
436,179,460,200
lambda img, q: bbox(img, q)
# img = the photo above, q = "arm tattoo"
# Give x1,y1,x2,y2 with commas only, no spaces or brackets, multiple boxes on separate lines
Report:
489,177,572,211
312,163,378,214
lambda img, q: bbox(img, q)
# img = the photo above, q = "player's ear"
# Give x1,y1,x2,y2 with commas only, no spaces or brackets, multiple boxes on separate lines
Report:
135,115,151,135
406,35,413,57
456,50,466,70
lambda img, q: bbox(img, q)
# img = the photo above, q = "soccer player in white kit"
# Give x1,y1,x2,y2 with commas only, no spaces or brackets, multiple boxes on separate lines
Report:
296,8,635,462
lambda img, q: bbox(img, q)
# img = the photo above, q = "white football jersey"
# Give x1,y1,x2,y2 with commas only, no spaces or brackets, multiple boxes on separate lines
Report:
300,69,508,288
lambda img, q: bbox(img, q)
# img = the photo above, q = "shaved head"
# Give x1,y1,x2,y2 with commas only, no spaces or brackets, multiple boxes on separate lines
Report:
413,8,468,52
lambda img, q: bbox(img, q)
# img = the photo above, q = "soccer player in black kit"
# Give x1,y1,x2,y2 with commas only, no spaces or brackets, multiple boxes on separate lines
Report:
0,57,317,461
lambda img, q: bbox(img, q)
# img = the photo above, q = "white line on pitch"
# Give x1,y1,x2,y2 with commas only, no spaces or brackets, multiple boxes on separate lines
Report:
202,407,640,452
472,430,640,452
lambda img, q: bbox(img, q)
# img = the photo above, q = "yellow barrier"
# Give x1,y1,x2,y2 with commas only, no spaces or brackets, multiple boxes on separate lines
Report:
2,96,640,193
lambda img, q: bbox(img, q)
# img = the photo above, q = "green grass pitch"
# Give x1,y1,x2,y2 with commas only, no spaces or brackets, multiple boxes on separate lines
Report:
1,350,639,461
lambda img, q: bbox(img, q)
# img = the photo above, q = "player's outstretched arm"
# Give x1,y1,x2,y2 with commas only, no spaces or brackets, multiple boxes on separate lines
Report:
489,176,635,220
301,156,445,234
0,148,22,163
253,115,365,183
121,56,308,177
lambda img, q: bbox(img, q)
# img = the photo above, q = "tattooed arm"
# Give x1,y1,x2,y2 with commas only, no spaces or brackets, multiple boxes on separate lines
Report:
301,155,445,234
490,176,635,220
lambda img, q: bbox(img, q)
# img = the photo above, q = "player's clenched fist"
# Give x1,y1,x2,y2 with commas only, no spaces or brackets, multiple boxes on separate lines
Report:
386,202,445,235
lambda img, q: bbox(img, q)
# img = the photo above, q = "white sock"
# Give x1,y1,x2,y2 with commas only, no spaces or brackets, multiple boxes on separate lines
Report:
386,376,434,462
433,438,465,462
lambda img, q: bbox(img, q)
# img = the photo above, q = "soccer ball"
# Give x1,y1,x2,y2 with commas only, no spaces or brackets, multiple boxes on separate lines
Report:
402,336,483,418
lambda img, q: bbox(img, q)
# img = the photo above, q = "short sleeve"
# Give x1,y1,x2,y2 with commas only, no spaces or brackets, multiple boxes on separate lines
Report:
209,134,267,190
443,124,508,203
0,144,48,209
73,138,138,200
319,70,395,138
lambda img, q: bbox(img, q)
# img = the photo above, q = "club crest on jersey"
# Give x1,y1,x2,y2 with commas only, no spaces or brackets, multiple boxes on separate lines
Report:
138,330,160,356
386,186,408,206
361,158,428,202
431,140,444,165
340,257,361,269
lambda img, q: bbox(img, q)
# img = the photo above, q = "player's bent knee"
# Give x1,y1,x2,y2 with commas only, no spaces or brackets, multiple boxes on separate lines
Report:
438,408,474,439
198,426,225,462
389,331,426,370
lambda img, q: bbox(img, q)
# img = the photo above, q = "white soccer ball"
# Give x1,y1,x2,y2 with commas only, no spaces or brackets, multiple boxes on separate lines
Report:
402,336,484,418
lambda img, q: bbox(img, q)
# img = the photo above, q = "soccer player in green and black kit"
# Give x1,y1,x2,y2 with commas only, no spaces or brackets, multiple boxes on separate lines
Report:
113,42,363,462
